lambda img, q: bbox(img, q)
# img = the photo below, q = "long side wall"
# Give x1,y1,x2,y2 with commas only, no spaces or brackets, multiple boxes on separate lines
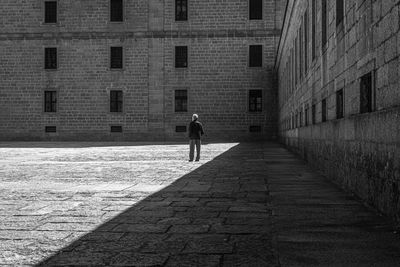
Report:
0,0,285,141
276,0,400,219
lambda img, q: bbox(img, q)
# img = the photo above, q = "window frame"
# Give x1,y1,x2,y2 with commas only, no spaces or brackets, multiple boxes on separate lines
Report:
44,0,58,24
249,45,263,68
360,72,375,114
174,89,188,112
175,0,188,21
44,90,57,113
249,0,263,20
44,47,58,70
110,0,124,22
175,46,188,68
336,89,344,119
110,46,123,69
321,98,327,122
249,90,263,112
110,90,123,113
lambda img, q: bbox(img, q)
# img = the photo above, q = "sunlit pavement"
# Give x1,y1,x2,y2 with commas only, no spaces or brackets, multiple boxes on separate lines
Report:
0,142,399,266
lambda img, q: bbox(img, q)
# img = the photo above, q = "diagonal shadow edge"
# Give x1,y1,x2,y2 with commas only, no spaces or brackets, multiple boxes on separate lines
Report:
34,142,276,266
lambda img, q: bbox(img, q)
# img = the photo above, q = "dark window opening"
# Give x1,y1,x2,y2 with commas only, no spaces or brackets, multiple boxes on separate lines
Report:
44,1,57,23
249,45,262,67
175,90,188,112
249,0,262,20
360,72,374,113
304,11,309,73
44,91,57,112
110,47,123,69
336,89,344,119
110,90,123,112
111,126,123,132
45,126,56,133
249,125,262,132
175,46,188,68
45,47,57,69
322,0,327,48
249,90,262,112
175,126,187,132
336,0,344,26
305,107,309,126
312,104,316,124
110,0,123,22
312,0,316,59
322,98,327,122
175,0,188,21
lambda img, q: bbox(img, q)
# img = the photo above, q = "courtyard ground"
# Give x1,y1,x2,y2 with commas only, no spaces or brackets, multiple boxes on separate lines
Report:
0,142,399,266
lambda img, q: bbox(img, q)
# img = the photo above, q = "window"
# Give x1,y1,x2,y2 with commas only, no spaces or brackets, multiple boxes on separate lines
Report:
312,104,316,124
44,1,57,23
336,89,344,119
249,125,262,132
249,45,262,67
44,91,57,112
336,0,344,26
175,126,187,132
249,0,262,20
322,98,327,122
110,47,123,69
322,0,327,48
175,46,188,68
45,126,56,133
312,0,316,60
110,90,123,112
44,48,57,69
175,90,188,112
249,90,262,112
304,11,308,73
110,0,123,22
360,72,374,113
299,28,303,79
111,126,122,132
175,0,188,21
305,106,309,126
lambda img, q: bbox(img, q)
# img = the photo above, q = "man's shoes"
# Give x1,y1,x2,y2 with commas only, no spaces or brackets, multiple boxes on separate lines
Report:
195,159,200,162
188,160,193,162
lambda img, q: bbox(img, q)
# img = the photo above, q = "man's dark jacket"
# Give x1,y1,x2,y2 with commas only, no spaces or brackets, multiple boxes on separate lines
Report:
189,120,204,140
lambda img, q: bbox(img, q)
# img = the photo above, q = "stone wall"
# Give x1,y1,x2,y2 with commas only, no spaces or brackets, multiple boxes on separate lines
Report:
0,0,285,141
276,0,400,220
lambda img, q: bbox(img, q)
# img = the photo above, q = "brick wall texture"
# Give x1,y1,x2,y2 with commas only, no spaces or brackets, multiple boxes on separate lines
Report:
276,0,400,220
0,0,286,141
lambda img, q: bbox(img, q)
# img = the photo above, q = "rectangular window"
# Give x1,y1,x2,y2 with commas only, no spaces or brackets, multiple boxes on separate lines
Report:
44,91,57,112
111,126,122,132
249,0,262,20
299,28,303,79
312,0,316,60
322,0,327,48
336,0,344,26
44,1,57,23
44,47,57,69
249,90,262,112
305,107,309,126
249,125,262,132
175,126,187,132
175,90,188,112
175,0,188,21
45,126,56,133
322,98,327,122
110,47,123,69
360,72,374,113
110,0,123,22
110,90,123,112
304,11,308,73
312,104,316,124
249,45,262,67
336,89,344,119
175,46,188,68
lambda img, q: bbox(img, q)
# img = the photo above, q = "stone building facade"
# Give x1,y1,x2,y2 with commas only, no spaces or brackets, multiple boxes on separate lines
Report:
0,0,285,141
276,0,400,219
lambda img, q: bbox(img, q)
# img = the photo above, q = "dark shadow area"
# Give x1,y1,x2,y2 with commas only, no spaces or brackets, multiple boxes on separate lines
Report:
0,141,201,148
35,143,277,266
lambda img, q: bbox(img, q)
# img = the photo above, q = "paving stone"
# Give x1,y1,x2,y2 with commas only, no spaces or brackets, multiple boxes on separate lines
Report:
165,254,221,267
109,252,169,266
168,224,210,234
111,223,170,233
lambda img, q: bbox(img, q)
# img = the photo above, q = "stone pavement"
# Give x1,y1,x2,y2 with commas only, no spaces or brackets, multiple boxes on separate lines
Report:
0,142,399,266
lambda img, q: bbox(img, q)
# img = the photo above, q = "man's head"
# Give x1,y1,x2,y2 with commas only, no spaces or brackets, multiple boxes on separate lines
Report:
192,114,198,121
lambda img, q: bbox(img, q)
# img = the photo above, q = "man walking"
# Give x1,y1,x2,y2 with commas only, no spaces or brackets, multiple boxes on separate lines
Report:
188,114,205,162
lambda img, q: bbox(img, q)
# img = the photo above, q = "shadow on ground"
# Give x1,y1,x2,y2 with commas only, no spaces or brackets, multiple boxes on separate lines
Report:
36,143,276,266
